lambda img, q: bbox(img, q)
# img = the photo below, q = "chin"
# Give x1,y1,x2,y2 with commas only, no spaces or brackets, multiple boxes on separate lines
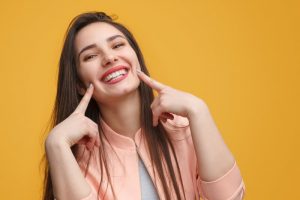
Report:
119,83,140,96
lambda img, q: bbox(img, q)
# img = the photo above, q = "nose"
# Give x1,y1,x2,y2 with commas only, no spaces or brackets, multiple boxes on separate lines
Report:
101,53,118,67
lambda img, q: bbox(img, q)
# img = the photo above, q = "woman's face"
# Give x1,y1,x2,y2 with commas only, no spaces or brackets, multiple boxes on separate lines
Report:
75,22,141,104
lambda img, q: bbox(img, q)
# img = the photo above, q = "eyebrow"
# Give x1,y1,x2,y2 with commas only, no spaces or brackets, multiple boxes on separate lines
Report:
77,34,125,59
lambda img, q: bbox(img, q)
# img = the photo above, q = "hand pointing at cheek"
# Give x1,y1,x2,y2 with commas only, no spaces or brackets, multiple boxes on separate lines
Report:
46,84,100,151
137,69,203,126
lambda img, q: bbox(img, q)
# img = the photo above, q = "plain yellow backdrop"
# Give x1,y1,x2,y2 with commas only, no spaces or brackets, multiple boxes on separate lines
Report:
0,0,299,199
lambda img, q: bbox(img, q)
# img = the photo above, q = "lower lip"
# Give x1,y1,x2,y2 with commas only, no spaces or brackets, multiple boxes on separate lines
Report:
104,71,129,84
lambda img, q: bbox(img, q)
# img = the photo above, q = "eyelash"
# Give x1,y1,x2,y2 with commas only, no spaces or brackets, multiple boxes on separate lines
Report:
83,55,97,61
113,43,125,49
83,43,125,61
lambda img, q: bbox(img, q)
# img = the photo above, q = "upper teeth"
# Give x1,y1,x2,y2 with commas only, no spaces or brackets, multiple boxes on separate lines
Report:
103,69,127,82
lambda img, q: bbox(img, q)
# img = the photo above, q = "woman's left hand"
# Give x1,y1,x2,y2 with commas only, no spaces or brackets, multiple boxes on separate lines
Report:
137,70,203,126
137,71,239,185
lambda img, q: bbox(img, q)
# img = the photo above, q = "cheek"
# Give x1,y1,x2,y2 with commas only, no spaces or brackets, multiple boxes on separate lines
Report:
131,55,141,70
122,78,140,94
78,67,98,84
123,49,140,69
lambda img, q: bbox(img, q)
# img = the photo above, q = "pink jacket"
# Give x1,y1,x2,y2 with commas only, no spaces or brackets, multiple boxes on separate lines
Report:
76,115,245,200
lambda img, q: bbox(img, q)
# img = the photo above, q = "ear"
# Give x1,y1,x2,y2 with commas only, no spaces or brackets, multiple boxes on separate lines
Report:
76,82,86,96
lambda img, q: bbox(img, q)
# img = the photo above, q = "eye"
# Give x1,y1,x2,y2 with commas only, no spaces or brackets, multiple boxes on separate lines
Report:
83,54,97,61
113,43,125,49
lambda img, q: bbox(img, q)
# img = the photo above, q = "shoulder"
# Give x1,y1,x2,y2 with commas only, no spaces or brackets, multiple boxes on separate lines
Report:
161,114,191,141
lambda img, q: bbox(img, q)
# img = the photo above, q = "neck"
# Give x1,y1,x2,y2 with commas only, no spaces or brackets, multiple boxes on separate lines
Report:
98,90,141,139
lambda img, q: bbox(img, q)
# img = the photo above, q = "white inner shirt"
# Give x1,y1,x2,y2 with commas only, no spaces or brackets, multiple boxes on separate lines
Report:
138,157,159,200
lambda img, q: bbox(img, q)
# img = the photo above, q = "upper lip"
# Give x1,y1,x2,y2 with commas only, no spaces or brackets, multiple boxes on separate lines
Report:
101,65,129,80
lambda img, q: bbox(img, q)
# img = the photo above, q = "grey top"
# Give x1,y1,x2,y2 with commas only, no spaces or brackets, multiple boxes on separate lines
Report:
138,158,160,200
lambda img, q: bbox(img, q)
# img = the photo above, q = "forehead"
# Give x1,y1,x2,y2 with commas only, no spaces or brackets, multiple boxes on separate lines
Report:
75,22,125,52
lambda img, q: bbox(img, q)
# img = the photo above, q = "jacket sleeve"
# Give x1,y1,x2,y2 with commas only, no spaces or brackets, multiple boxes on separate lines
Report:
75,145,102,200
197,161,245,200
162,115,245,200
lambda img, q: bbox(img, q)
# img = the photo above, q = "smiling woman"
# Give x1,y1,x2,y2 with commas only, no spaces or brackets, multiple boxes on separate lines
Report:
43,11,245,200
75,22,141,104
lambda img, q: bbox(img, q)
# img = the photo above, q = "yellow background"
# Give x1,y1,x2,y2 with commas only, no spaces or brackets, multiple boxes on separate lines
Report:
0,0,299,199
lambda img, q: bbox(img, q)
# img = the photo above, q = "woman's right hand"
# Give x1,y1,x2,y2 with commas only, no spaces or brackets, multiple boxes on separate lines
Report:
46,84,100,151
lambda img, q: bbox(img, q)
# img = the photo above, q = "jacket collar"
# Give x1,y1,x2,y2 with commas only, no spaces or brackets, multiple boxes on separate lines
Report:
100,119,143,151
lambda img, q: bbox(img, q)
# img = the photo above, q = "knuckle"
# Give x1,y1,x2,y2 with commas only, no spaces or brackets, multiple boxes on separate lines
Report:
161,87,170,93
84,123,90,132
158,99,164,107
160,100,167,108
74,112,84,119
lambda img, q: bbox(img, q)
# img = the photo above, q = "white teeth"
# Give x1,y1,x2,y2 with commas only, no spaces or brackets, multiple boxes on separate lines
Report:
103,69,127,82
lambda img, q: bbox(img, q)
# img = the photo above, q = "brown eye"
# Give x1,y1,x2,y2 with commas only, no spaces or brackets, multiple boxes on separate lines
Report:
113,43,125,49
84,55,97,61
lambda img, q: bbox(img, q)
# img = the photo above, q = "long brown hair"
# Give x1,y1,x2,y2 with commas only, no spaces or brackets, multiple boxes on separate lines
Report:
43,12,185,200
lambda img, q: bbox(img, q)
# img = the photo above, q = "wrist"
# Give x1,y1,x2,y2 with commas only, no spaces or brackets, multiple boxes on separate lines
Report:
186,97,209,120
45,131,70,151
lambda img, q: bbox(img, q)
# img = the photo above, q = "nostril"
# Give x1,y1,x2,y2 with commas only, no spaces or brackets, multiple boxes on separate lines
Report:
102,55,118,67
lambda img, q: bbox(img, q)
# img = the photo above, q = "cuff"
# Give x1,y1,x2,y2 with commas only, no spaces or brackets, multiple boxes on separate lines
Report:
198,162,245,200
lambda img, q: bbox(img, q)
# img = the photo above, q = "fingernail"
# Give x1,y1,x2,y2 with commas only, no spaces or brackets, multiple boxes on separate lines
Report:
88,83,92,88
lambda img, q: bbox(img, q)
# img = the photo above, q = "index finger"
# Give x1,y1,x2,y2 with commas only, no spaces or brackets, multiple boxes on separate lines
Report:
137,70,166,92
74,84,94,113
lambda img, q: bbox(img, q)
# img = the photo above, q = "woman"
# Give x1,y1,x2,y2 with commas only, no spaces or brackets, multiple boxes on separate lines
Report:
43,12,245,200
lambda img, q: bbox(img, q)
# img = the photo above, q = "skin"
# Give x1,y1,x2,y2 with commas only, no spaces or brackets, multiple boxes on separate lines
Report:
75,22,142,137
46,22,239,200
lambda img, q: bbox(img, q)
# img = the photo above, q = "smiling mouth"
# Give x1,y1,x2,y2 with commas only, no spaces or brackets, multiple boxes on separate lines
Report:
102,69,128,82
